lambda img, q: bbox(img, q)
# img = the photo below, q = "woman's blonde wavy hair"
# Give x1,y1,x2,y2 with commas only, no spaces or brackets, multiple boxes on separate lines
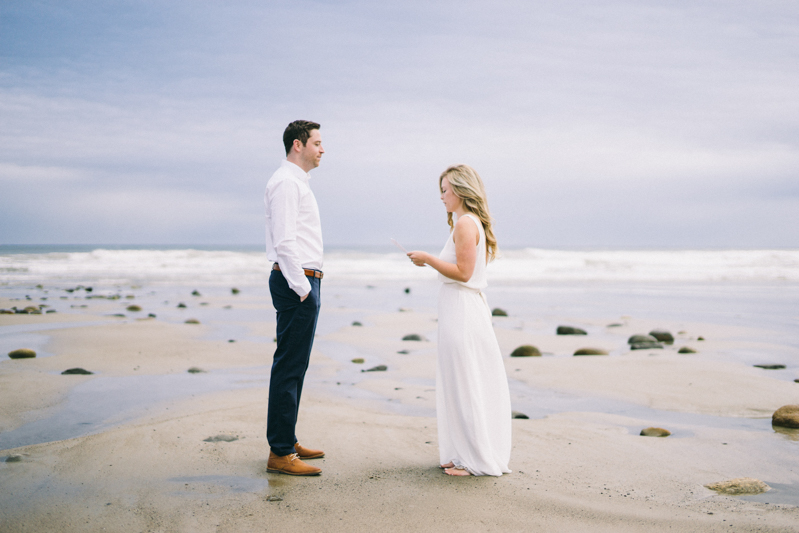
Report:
439,164,498,263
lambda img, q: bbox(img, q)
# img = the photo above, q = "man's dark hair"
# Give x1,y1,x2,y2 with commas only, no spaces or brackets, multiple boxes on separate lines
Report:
283,120,321,156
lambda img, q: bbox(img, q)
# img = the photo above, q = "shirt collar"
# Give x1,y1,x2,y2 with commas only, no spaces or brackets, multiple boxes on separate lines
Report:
282,160,311,184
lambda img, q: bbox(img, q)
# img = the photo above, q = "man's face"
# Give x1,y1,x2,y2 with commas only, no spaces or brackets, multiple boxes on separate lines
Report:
297,129,324,170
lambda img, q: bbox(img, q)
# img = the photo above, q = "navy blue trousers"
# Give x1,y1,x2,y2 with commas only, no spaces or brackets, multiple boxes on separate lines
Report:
267,269,321,456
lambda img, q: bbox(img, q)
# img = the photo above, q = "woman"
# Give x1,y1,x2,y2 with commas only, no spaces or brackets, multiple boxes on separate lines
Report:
408,164,512,477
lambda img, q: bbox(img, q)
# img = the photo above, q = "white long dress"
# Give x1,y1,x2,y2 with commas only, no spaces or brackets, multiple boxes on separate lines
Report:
436,213,512,476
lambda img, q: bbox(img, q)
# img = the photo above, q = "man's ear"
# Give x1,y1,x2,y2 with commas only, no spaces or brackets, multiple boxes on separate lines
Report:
293,139,303,152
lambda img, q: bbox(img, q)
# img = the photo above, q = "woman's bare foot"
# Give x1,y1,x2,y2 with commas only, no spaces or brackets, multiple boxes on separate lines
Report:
440,462,454,469
444,466,472,476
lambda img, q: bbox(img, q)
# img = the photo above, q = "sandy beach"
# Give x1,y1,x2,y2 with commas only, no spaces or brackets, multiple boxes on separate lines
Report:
2,275,799,532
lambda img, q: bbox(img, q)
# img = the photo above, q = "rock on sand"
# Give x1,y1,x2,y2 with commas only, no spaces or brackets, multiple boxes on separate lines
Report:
649,329,674,344
705,478,770,495
772,405,799,429
511,345,541,357
511,411,529,419
402,334,426,341
491,308,508,316
573,348,608,356
362,364,388,372
678,347,697,354
640,427,671,437
8,348,36,359
557,326,587,335
185,319,201,324
61,368,94,375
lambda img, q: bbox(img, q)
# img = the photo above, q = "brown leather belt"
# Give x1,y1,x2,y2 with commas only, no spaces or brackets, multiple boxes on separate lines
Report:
272,263,324,279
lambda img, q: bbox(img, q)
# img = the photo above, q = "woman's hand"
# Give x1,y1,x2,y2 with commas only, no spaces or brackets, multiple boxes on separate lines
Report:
407,251,430,267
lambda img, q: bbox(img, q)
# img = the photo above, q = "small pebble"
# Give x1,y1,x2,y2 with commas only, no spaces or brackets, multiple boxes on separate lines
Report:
203,434,238,442
362,365,387,372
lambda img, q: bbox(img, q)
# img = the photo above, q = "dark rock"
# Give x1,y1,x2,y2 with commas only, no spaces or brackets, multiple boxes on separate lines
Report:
697,336,705,341
630,341,664,350
404,287,411,294
188,367,207,373
491,308,508,317
754,364,786,370
231,288,240,295
606,323,623,328
705,478,770,495
109,313,126,318
203,434,238,442
795,379,799,383
22,306,41,314
511,345,541,357
511,411,529,419
228,339,235,343
557,326,587,335
402,334,426,341
85,287,93,292
772,405,799,429
62,368,93,375
574,348,609,356
177,303,187,308
192,290,201,296
126,305,142,312
8,348,36,359
397,350,409,354
351,358,364,364
362,364,387,372
5,455,24,463
649,329,674,345
352,321,362,326
678,347,697,354
640,427,671,437
148,313,156,318
185,318,200,324
628,334,657,344
46,309,57,314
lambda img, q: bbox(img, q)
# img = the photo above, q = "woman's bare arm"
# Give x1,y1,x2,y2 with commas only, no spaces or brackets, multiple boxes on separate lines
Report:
407,217,479,282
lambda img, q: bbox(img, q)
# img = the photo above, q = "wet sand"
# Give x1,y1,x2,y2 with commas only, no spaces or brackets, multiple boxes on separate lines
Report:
1,284,799,532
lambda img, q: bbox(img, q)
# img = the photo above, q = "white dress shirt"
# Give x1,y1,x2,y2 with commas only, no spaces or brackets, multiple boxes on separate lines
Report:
264,160,323,297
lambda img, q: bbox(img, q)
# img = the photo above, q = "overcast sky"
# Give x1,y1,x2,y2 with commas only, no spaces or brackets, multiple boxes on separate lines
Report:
1,0,797,248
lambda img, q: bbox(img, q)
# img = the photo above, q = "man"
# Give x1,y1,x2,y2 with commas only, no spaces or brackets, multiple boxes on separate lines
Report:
264,120,326,476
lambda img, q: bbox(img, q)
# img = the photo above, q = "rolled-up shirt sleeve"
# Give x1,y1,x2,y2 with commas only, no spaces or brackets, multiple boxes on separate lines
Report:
268,179,313,297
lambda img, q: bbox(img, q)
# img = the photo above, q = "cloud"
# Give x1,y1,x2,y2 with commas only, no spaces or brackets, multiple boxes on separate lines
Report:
1,0,798,246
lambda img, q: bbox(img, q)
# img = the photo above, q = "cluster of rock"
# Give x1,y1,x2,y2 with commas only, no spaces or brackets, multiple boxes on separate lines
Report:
504,326,703,358
1,305,54,314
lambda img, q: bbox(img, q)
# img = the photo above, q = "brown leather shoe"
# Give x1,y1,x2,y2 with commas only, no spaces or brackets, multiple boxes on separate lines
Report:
267,452,321,476
295,442,325,459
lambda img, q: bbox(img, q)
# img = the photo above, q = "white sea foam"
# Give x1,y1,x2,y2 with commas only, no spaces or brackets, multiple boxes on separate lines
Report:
1,248,798,287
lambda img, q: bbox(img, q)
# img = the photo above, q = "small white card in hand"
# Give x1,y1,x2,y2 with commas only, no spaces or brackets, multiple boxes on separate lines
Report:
391,238,408,254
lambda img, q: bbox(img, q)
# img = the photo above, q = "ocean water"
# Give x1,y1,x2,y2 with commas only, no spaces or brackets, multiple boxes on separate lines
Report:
1,245,798,286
